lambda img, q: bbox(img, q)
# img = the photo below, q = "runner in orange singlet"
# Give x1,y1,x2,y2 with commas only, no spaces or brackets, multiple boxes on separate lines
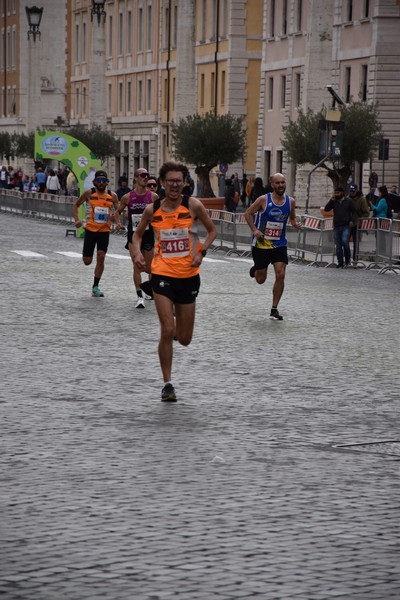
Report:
73,170,121,297
132,161,217,402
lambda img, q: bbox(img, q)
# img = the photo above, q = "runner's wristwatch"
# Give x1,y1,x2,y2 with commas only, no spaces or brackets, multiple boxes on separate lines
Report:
201,249,207,257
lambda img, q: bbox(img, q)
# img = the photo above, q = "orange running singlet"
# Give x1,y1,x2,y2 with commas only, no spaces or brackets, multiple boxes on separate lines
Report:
151,198,201,278
85,190,114,233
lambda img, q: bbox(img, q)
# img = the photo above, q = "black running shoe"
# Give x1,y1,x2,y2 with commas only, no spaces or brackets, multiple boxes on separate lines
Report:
140,280,153,299
249,265,256,278
161,383,177,402
270,308,283,321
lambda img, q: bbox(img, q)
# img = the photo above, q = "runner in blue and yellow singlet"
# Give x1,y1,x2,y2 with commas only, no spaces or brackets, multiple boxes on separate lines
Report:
244,173,302,320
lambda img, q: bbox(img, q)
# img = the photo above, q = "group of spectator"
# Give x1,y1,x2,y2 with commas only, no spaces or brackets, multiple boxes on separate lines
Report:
0,164,80,196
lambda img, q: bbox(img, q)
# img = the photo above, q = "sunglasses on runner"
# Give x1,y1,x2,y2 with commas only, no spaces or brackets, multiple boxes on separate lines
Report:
95,177,108,183
147,183,157,188
138,172,149,178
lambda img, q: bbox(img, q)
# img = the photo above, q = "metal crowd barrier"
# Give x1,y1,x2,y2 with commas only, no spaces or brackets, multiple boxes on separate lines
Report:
0,189,75,225
292,216,335,266
1,190,399,274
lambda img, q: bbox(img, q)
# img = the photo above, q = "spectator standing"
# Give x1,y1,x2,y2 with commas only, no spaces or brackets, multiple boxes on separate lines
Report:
348,184,370,262
0,166,9,188
371,186,392,219
115,177,131,201
240,173,248,208
35,168,47,193
224,179,239,212
249,177,265,204
46,169,61,195
324,187,357,268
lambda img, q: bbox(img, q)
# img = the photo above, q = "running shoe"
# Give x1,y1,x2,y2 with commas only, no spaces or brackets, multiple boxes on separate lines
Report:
92,286,104,297
140,280,153,299
143,292,153,301
270,308,283,321
135,297,145,309
161,383,177,402
249,265,256,278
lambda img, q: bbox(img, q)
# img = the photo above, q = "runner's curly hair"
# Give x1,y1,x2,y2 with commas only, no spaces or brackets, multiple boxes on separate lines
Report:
159,161,188,183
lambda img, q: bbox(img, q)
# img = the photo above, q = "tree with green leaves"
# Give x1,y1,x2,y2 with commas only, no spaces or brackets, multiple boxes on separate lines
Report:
171,112,247,197
66,123,119,164
281,101,382,189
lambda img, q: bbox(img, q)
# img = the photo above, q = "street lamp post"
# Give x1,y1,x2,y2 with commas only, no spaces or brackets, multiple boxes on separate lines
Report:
26,6,43,133
91,0,106,25
26,6,43,41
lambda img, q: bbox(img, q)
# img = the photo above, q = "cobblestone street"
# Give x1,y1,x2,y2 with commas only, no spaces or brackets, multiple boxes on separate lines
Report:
1,213,399,600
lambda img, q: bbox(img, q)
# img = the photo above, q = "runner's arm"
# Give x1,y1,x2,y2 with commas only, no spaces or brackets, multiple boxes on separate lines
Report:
244,195,265,239
111,192,121,229
72,190,89,227
190,198,217,266
132,204,153,270
289,197,302,229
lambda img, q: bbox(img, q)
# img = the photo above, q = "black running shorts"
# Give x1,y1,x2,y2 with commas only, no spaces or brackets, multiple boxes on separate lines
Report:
125,228,154,252
82,230,110,258
151,274,201,304
251,245,288,269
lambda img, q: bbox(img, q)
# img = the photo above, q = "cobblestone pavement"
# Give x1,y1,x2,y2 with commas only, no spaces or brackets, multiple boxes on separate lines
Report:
1,213,399,600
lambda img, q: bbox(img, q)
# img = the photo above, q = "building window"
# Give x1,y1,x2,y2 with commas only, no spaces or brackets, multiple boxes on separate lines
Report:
163,77,168,111
82,22,86,62
344,66,351,102
127,11,132,53
108,15,113,56
210,72,215,108
138,8,143,51
11,26,15,69
270,0,275,37
118,81,123,113
200,0,206,41
108,83,112,113
268,77,274,109
221,0,227,37
360,65,368,101
147,78,152,112
221,70,226,106
138,79,143,112
127,80,132,112
264,151,271,183
347,0,353,21
147,5,152,50
142,140,149,171
200,73,205,108
211,0,217,39
172,76,175,112
75,23,79,62
164,6,170,48
296,0,303,31
282,0,288,35
295,72,301,107
362,0,369,18
280,75,286,108
118,12,123,55
276,150,283,173
173,4,178,47
134,140,140,171
75,88,80,117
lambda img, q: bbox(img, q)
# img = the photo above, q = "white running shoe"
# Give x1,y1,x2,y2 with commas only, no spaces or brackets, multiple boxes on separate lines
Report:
135,297,145,309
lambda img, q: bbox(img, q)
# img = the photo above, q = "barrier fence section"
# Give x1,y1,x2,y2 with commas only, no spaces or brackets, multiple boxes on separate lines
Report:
356,218,378,266
1,191,399,274
0,189,75,224
293,216,335,266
